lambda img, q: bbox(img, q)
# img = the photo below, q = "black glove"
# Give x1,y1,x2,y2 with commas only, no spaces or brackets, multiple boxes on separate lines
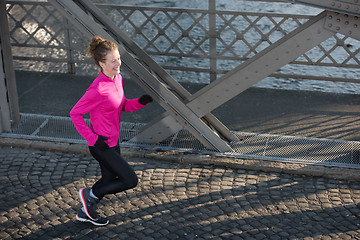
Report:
138,94,153,105
94,135,109,151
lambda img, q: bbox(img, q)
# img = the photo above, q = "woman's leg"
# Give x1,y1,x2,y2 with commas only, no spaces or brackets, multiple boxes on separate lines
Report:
89,145,138,199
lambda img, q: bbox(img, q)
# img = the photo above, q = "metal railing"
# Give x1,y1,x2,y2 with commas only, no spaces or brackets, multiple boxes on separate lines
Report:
3,113,360,169
4,0,360,168
6,0,360,84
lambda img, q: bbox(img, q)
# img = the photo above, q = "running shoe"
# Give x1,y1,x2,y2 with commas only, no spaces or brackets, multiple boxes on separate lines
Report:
76,209,109,226
79,188,101,221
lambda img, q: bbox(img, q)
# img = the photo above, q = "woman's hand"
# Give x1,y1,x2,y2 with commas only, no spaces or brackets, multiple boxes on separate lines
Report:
138,94,153,105
94,135,109,151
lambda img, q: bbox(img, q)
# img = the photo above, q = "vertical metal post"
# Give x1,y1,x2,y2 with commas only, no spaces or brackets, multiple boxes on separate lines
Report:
0,44,11,132
65,18,75,74
209,0,217,82
0,0,20,130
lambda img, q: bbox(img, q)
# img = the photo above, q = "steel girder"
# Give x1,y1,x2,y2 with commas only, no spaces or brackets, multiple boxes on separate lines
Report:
49,0,359,152
0,0,19,132
131,11,337,147
49,0,236,151
282,0,360,17
131,0,360,148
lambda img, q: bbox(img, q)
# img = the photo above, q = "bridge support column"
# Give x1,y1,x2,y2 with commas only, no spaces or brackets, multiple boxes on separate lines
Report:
0,0,19,133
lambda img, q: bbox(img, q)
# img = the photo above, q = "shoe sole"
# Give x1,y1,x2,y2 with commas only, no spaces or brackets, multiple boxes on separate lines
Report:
76,213,90,223
76,213,109,226
79,188,95,221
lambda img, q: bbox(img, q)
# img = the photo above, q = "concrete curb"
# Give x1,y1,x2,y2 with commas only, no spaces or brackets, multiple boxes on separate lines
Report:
1,136,360,181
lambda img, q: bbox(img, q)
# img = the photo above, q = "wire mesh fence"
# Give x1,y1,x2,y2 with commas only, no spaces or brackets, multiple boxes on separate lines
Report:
4,0,360,169
3,113,360,168
6,0,360,84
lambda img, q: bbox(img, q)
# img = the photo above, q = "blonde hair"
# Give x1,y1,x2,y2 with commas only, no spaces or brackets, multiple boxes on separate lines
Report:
87,35,118,68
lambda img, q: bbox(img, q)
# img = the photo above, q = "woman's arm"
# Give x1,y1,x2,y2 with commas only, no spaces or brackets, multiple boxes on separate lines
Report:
70,88,102,146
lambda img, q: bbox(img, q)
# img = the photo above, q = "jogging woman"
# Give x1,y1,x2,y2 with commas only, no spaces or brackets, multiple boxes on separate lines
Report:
70,35,152,226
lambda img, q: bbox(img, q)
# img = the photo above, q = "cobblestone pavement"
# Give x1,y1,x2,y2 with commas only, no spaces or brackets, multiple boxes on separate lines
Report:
1,146,360,239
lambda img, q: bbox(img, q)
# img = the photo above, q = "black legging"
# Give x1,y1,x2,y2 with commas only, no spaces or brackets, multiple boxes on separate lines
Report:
89,144,138,200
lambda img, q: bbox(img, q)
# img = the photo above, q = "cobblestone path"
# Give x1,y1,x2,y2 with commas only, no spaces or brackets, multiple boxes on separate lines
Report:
1,146,360,239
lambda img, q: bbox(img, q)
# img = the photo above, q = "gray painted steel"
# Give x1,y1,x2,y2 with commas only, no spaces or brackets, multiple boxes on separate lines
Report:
47,0,360,152
282,0,360,16
0,0,19,132
134,11,337,145
49,0,234,151
5,0,360,154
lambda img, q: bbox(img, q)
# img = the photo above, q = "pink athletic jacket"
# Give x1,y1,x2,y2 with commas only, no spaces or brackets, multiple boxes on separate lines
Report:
70,72,145,147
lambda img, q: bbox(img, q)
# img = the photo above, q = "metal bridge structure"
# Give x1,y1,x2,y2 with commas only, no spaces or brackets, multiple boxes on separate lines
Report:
47,0,360,151
2,0,360,166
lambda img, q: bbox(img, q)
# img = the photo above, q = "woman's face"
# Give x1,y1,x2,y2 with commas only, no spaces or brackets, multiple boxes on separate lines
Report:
99,49,121,79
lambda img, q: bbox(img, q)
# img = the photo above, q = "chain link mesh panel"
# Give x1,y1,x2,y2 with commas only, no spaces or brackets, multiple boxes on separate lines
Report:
3,113,360,168
6,1,360,82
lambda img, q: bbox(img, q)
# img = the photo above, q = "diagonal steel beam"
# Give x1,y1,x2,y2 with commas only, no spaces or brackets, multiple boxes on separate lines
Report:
186,11,335,116
76,0,238,142
49,0,234,151
132,11,337,144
